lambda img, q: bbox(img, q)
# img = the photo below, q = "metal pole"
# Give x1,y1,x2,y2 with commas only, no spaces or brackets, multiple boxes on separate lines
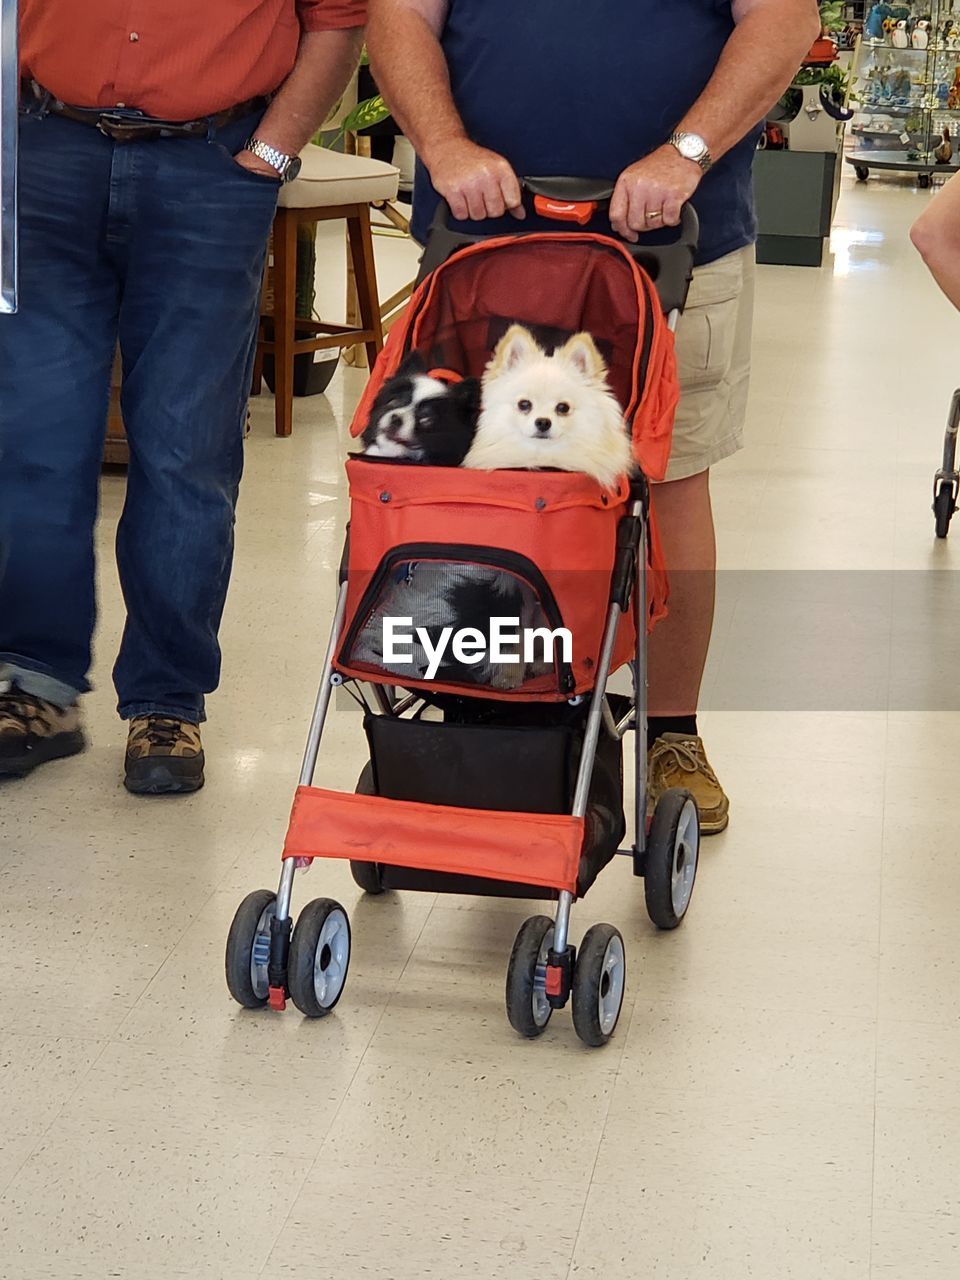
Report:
554,596,624,956
634,512,648,858
942,389,960,476
0,0,18,313
298,581,349,788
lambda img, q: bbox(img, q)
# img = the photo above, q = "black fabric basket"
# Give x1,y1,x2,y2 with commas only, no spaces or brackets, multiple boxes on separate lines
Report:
360,702,625,899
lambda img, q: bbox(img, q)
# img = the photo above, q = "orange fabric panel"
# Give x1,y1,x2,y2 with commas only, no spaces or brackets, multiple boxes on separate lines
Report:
335,458,642,698
282,786,587,893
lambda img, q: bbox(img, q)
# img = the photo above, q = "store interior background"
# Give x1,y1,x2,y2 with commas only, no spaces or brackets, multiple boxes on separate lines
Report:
3,32,960,1280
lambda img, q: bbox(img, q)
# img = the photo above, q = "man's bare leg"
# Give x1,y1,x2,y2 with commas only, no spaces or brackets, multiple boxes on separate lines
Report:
646,468,730,833
648,469,716,716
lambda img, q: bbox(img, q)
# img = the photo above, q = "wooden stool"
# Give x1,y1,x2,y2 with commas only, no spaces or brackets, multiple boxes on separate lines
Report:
256,145,399,437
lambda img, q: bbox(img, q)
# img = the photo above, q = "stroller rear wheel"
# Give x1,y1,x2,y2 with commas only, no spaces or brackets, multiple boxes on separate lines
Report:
225,889,277,1009
572,924,626,1048
645,789,700,930
288,898,352,1017
506,915,555,1038
350,861,386,894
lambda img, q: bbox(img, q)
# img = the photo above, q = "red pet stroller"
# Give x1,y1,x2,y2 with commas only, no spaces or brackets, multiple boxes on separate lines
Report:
226,180,701,1048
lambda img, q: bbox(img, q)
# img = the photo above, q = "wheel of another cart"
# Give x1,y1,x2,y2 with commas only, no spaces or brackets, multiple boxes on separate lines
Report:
288,898,352,1017
934,481,957,539
225,889,277,1009
644,788,700,930
572,923,626,1048
505,915,556,1038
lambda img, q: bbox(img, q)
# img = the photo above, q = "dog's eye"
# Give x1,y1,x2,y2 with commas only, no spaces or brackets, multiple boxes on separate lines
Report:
556,402,571,416
517,399,532,413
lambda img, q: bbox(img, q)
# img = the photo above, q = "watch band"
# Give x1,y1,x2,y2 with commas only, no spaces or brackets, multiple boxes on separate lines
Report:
669,131,713,172
245,136,296,179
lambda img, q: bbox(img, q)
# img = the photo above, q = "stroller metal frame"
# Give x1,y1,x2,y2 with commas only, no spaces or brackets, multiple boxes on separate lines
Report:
933,388,960,539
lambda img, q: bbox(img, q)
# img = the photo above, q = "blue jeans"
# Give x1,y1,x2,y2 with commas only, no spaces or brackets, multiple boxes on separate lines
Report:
0,107,279,721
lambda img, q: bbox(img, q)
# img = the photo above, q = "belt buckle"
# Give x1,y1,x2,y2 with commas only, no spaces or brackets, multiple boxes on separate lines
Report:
97,110,148,142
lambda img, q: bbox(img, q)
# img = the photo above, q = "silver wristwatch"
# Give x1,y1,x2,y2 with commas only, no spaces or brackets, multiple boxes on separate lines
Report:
243,137,303,183
669,131,713,172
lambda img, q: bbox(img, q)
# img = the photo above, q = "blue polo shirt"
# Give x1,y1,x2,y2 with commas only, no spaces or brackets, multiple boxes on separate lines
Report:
411,0,760,265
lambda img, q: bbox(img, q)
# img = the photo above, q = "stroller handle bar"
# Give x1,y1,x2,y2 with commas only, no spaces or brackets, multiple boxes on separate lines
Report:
417,177,700,318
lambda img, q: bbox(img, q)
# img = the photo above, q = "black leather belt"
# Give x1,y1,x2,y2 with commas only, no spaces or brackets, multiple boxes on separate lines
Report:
23,80,269,142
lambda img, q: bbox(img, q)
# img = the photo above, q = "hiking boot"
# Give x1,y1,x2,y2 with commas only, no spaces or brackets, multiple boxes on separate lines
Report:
0,690,86,778
124,716,204,795
646,732,729,835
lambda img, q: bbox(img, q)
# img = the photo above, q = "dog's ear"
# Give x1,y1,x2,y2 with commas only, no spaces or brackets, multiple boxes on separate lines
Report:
488,325,542,375
557,332,606,380
451,376,482,419
396,350,428,378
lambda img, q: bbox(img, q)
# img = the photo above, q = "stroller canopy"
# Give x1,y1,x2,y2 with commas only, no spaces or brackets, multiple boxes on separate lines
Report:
351,231,680,483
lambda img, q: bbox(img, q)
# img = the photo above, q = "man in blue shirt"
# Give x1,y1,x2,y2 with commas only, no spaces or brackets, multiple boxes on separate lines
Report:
369,0,820,833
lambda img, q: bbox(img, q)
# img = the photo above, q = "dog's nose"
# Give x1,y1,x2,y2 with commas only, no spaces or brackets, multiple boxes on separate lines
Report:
535,417,552,434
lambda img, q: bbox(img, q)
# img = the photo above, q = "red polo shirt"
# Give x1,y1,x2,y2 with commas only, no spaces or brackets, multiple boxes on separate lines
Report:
21,0,367,121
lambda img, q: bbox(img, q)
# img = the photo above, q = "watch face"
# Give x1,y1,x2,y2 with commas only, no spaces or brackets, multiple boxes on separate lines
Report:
285,156,303,183
677,134,704,161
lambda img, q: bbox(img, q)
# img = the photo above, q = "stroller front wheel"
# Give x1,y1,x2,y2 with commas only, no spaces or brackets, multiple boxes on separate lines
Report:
505,915,555,1038
225,889,277,1009
572,924,626,1048
645,789,700,930
288,898,352,1017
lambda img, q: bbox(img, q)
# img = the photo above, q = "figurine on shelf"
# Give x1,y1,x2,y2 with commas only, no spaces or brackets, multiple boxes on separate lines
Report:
937,77,952,107
892,19,909,48
865,4,887,42
947,20,960,51
891,67,912,103
949,65,960,109
912,19,930,49
935,126,953,164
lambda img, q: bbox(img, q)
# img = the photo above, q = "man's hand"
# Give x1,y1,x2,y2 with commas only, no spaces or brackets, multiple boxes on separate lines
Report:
609,145,702,242
233,149,281,180
425,137,526,222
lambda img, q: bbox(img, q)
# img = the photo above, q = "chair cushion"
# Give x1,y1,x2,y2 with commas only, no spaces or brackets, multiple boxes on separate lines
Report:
279,144,400,209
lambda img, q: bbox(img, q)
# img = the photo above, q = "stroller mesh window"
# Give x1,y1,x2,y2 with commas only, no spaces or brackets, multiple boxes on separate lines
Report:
340,546,573,694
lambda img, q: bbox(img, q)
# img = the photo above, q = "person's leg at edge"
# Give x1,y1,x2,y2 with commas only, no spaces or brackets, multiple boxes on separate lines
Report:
645,470,728,833
112,115,278,795
0,111,119,778
647,469,716,725
643,243,756,834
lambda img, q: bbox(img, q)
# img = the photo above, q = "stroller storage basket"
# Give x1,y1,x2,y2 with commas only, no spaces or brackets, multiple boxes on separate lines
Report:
334,458,662,701
360,710,626,898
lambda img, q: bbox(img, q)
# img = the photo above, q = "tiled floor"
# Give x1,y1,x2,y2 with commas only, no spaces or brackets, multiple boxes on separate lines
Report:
2,172,960,1278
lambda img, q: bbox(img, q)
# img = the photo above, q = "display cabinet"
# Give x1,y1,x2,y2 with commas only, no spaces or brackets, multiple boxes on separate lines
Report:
848,3,960,185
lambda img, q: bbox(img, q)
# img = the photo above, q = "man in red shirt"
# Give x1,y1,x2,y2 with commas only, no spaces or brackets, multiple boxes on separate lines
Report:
0,2,365,793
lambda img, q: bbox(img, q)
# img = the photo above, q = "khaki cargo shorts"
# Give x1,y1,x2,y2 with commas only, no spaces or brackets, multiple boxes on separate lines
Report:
661,243,756,482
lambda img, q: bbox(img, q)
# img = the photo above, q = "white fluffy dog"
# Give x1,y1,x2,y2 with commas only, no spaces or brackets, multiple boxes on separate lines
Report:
464,325,633,489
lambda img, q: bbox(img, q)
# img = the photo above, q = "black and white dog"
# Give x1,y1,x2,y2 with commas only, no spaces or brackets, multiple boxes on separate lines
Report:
361,352,480,466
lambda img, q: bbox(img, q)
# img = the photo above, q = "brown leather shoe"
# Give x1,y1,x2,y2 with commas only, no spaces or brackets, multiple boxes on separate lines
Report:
0,690,85,778
646,733,729,835
124,716,204,795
